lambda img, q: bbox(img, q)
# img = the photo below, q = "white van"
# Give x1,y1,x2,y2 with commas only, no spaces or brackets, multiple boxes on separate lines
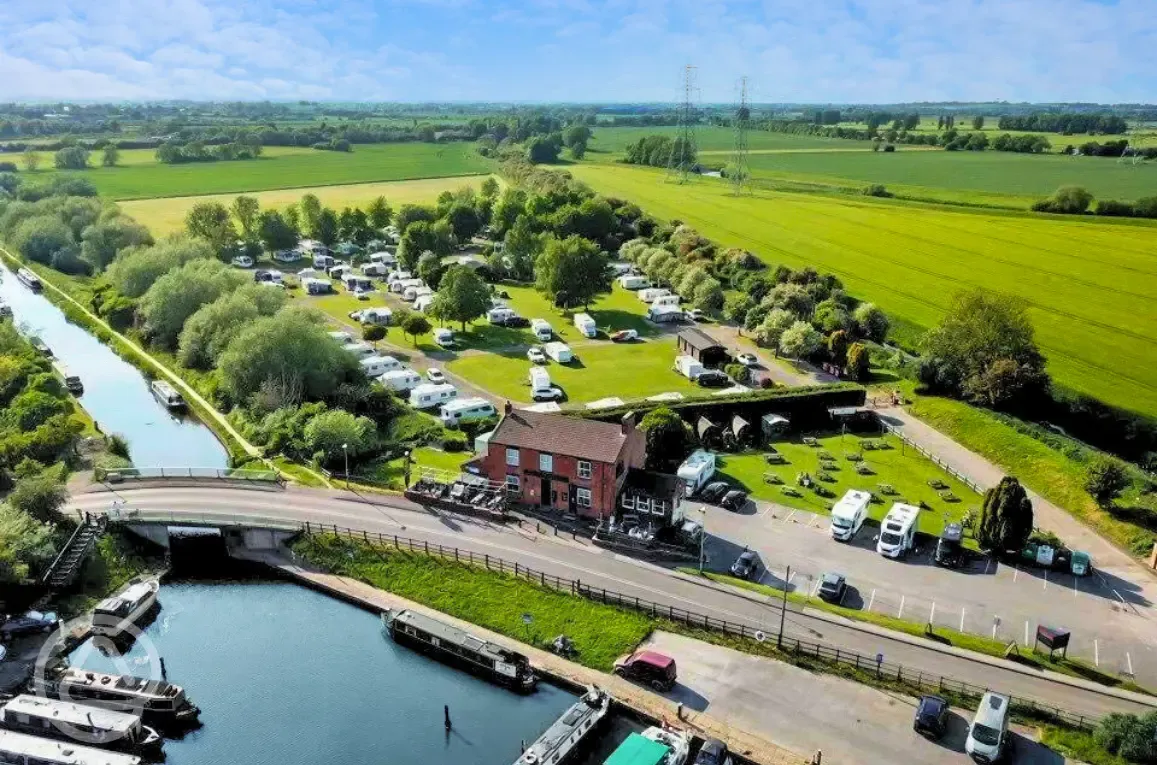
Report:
638,287,671,303
433,328,455,348
573,312,597,338
342,341,377,359
360,355,401,378
410,382,458,410
651,294,681,308
404,284,433,302
440,397,497,426
543,342,573,363
876,503,921,558
530,319,553,342
619,274,647,290
378,368,422,393
830,489,872,541
674,354,703,380
965,692,1010,763
677,450,716,497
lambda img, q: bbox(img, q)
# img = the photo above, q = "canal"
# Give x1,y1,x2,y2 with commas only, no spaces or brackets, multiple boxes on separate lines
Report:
68,579,640,765
0,264,228,468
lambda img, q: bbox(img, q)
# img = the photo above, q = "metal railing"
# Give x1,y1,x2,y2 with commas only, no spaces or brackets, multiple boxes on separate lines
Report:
880,422,985,494
306,522,1097,730
106,508,303,531
96,466,285,485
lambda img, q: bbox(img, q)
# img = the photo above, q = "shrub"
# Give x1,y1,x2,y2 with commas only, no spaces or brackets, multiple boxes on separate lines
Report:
863,184,893,198
441,430,469,451
362,325,386,341
108,433,131,460
1032,185,1093,215
1085,455,1130,505
1095,199,1136,217
724,363,748,383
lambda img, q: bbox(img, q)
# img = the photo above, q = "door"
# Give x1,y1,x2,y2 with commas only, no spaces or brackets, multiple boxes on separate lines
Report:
540,477,550,507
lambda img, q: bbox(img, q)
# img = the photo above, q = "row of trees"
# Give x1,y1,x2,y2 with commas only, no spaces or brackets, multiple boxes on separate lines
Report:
997,113,1128,135
155,141,262,164
1031,185,1157,219
622,135,697,168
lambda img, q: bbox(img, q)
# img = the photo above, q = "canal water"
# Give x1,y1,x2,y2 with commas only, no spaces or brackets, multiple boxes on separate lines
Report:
67,579,640,765
0,264,228,468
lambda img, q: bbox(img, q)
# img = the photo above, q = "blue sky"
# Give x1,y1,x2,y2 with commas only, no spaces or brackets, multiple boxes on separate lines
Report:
1,0,1153,103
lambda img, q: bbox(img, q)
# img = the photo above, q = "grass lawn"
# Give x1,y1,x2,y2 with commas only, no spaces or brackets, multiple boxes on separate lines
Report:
714,431,982,536
363,446,471,489
31,142,491,200
568,162,1157,419
122,175,498,236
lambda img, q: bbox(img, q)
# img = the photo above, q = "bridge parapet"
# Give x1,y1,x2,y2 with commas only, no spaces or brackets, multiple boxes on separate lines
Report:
95,466,285,486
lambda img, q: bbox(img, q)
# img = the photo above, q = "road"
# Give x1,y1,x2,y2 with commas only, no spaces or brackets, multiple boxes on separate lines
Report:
72,483,1157,722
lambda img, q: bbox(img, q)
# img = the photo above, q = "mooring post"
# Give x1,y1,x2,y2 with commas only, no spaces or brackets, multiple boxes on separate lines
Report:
444,704,452,731
160,657,168,680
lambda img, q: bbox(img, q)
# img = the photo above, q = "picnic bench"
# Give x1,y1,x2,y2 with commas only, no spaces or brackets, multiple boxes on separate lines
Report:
764,452,787,465
877,483,897,495
763,472,783,485
928,479,949,490
855,463,874,476
803,437,818,447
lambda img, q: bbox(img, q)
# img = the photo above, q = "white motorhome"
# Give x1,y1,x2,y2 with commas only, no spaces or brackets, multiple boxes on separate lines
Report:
342,341,377,359
648,305,683,323
618,274,648,290
573,312,597,338
488,307,517,325
651,294,681,307
829,489,872,541
638,287,671,303
360,355,402,378
609,261,633,276
528,366,552,395
440,397,497,426
410,382,458,410
328,264,352,280
433,328,455,347
674,354,704,380
368,251,397,265
543,342,573,363
677,450,716,497
378,368,423,393
876,503,921,558
530,319,553,342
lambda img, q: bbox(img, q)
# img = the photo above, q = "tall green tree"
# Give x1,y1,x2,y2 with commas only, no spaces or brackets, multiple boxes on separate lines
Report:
21,149,40,172
185,201,237,256
303,409,376,467
639,407,691,472
232,195,260,242
314,208,339,246
779,320,822,359
257,210,299,253
106,235,213,297
80,216,153,271
431,265,491,331
1084,456,1129,505
976,476,1033,553
300,194,322,237
534,235,610,309
101,144,120,167
366,196,392,229
53,147,90,170
138,258,248,348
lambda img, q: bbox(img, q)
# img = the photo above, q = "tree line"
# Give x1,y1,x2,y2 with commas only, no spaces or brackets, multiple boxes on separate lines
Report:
997,113,1128,135
1030,184,1157,219
621,135,697,168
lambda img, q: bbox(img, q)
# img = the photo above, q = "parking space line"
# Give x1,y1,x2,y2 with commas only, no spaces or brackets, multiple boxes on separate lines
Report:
839,587,847,606
959,608,966,632
811,578,822,597
984,558,993,575
809,515,819,527
929,602,936,626
1043,571,1049,591
787,570,795,586
1127,652,1134,676
898,595,905,620
1024,621,1030,647
1013,565,1020,582
1094,639,1100,667
1073,576,1079,597
868,589,876,611
785,510,797,523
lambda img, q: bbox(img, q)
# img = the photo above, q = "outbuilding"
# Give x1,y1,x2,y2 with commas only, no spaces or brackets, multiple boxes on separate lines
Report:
676,328,728,367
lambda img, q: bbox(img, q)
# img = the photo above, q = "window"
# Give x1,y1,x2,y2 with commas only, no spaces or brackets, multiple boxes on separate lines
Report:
576,488,592,508
539,452,553,473
505,447,519,467
505,475,519,492
578,460,592,479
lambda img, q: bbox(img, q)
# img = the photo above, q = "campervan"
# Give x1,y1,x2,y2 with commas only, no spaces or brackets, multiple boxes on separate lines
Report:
618,274,648,290
638,287,671,304
439,397,497,426
543,342,573,363
530,319,553,342
360,355,402,378
433,328,455,348
674,355,704,380
609,262,633,276
342,341,377,359
677,450,716,497
328,330,354,344
410,383,458,410
488,307,517,325
829,489,871,541
876,503,921,558
378,368,423,393
573,312,597,338
369,251,396,265
965,693,1010,763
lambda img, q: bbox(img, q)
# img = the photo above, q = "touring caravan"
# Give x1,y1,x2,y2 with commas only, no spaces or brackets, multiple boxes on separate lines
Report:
573,313,597,338
413,295,435,313
360,355,402,378
410,383,458,410
543,342,573,363
830,489,872,541
378,368,422,393
433,328,455,347
651,294,681,308
677,450,716,496
303,277,333,295
312,253,335,269
342,341,377,359
440,397,497,426
618,274,647,290
530,319,553,342
638,287,671,304
328,330,354,344
648,305,683,323
392,277,424,294
356,307,392,326
488,307,517,325
404,284,432,302
362,263,388,277
528,367,552,396
674,354,704,380
343,274,374,292
876,503,921,558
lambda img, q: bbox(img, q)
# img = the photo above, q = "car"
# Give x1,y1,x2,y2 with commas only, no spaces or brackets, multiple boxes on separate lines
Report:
532,386,564,402
231,255,254,268
686,308,704,321
730,549,758,580
913,695,950,739
527,347,547,364
348,310,365,322
720,490,748,512
499,315,530,328
354,288,371,301
699,481,730,502
694,738,733,765
736,352,759,367
0,610,58,637
817,572,846,603
610,329,639,342
426,368,446,384
613,650,677,692
696,370,730,388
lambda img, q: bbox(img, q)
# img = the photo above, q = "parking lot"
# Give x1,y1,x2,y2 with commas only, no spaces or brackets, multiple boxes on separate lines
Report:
696,496,1157,686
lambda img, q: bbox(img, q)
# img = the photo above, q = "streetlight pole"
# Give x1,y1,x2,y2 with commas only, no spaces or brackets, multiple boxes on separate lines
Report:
698,505,707,574
777,564,791,649
342,443,349,489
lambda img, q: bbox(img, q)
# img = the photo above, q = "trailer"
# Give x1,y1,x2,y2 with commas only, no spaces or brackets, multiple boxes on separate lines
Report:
543,342,573,363
378,368,423,393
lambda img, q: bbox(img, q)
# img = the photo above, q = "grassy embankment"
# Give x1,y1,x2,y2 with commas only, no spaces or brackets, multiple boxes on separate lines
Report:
568,162,1157,420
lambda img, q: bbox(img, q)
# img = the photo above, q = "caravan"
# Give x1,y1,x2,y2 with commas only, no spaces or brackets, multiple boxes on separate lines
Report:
618,274,648,290
651,294,681,308
829,489,871,541
528,366,561,401
638,287,671,304
677,450,716,497
439,397,497,426
303,277,333,295
410,383,458,410
674,355,704,380
573,312,597,338
413,294,435,313
530,319,553,342
360,355,402,378
543,342,573,363
378,368,423,393
876,503,921,558
648,305,683,323
342,341,377,359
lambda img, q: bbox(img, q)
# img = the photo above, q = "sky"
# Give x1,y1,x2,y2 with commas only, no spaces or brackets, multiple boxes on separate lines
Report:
1,0,1154,104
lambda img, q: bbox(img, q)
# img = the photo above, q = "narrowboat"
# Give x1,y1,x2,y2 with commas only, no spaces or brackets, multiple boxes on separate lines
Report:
91,581,159,638
0,729,141,765
514,686,610,765
34,668,199,727
0,695,162,757
382,608,537,692
16,268,42,291
0,300,12,319
149,380,185,410
53,362,83,394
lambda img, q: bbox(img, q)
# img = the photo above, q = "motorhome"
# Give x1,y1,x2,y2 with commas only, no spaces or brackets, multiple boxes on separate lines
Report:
360,355,402,378
342,341,377,359
328,330,354,344
677,450,716,496
433,328,455,347
297,267,323,280
302,277,333,295
965,692,1010,763
829,489,872,541
378,368,423,393
343,274,373,292
674,354,704,380
543,342,573,363
638,287,671,303
648,304,683,323
488,307,517,325
439,397,497,426
573,312,597,338
273,249,300,263
651,294,681,308
618,274,648,290
876,503,921,558
413,295,435,313
528,367,552,397
410,383,458,410
530,319,553,342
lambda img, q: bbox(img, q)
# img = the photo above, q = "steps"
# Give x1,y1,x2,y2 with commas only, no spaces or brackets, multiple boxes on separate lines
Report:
43,516,105,590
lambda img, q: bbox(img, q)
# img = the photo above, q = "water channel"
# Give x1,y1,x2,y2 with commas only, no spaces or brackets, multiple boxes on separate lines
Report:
68,578,639,765
0,264,228,468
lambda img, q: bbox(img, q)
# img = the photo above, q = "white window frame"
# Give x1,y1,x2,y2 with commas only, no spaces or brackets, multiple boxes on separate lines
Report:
577,460,592,479
576,487,592,508
505,447,519,467
539,452,553,473
505,475,520,491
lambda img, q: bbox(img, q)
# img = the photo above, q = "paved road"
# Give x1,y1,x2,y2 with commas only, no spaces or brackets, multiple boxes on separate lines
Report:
71,484,1156,721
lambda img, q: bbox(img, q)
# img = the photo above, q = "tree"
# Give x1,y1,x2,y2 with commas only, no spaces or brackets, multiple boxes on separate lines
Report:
53,147,90,170
21,149,40,172
846,342,870,381
535,235,610,309
6,473,68,525
431,266,491,331
480,177,500,199
366,196,393,229
724,293,755,326
1032,185,1094,214
692,277,724,314
417,252,446,291
11,215,74,266
525,134,562,164
853,302,890,342
445,201,482,241
314,208,339,246
257,210,299,253
639,407,691,472
0,502,54,583
971,115,985,130
397,219,451,271
101,144,120,167
395,204,435,233
400,312,432,345
490,189,526,236
232,195,260,242
563,124,592,150
754,308,795,351
827,329,850,367
779,320,823,359
1085,456,1129,505
300,194,322,236
814,299,852,333
501,215,543,281
340,207,372,245
80,216,153,271
106,235,213,297
178,284,286,368
766,283,814,319
976,476,1033,553
185,202,237,256
138,258,248,348
303,409,376,466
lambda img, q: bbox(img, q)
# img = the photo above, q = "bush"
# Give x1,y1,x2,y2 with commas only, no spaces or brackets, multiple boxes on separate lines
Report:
107,433,131,460
362,325,386,341
1085,455,1130,505
1094,712,1157,763
1032,185,1093,215
863,184,893,198
724,363,748,384
441,430,469,451
1095,199,1136,217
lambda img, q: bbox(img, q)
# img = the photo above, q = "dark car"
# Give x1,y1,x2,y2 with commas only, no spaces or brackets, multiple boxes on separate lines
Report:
700,481,730,502
696,370,730,388
913,694,950,739
817,572,846,603
934,523,964,568
499,315,530,328
720,490,748,512
730,550,758,580
613,650,677,692
694,738,733,765
0,610,57,638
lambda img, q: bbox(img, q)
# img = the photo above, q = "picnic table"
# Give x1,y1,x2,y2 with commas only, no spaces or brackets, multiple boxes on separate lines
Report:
855,463,874,476
803,437,818,447
763,472,783,485
877,482,897,495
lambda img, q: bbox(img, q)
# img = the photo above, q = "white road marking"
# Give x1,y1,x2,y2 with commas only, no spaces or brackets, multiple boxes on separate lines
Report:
898,595,905,619
959,608,966,632
868,589,876,611
1073,576,1079,597
787,570,796,586
839,587,847,606
929,601,936,626
1043,571,1049,591
984,558,993,575
1127,652,1135,676
991,620,998,640
809,515,819,527
1024,621,1030,647
1094,639,1100,667
1013,565,1020,582
811,578,822,597
785,510,797,523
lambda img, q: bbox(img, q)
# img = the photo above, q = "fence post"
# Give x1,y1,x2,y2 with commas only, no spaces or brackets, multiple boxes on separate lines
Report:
363,530,368,542
541,572,545,586
485,554,490,569
394,534,399,548
835,649,840,664
455,549,459,562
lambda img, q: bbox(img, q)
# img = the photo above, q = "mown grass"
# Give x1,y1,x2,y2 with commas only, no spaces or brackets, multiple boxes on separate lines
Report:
291,533,653,671
1041,727,1129,765
569,162,1157,419
361,446,470,488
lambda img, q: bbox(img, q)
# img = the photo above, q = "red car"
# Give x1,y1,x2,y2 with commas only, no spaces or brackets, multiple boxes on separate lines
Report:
613,649,677,691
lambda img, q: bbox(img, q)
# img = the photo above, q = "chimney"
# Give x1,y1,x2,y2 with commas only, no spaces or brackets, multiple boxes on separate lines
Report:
504,400,513,416
621,411,636,434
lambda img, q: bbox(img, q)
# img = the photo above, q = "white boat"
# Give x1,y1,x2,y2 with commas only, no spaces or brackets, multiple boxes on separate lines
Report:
92,581,159,637
150,379,185,410
641,726,691,765
0,694,163,755
0,729,141,765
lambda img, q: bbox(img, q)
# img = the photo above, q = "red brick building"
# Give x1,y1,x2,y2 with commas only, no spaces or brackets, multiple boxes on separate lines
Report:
479,406,646,520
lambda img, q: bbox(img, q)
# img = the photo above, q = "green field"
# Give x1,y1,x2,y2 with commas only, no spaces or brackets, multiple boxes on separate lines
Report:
569,163,1157,418
20,142,491,200
589,125,871,155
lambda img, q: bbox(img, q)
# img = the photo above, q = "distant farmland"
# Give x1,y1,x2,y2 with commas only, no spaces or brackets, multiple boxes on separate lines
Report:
589,126,871,154
570,163,1157,418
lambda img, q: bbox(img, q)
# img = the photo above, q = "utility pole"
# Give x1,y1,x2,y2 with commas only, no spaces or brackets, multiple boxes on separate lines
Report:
777,565,791,648
666,64,698,184
730,76,751,195
698,506,707,574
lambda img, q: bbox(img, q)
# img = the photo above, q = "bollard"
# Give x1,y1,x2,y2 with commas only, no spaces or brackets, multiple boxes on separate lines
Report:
444,704,452,731
160,657,168,680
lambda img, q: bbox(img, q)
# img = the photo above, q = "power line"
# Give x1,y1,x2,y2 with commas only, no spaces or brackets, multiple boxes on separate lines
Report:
666,64,698,184
730,76,751,195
